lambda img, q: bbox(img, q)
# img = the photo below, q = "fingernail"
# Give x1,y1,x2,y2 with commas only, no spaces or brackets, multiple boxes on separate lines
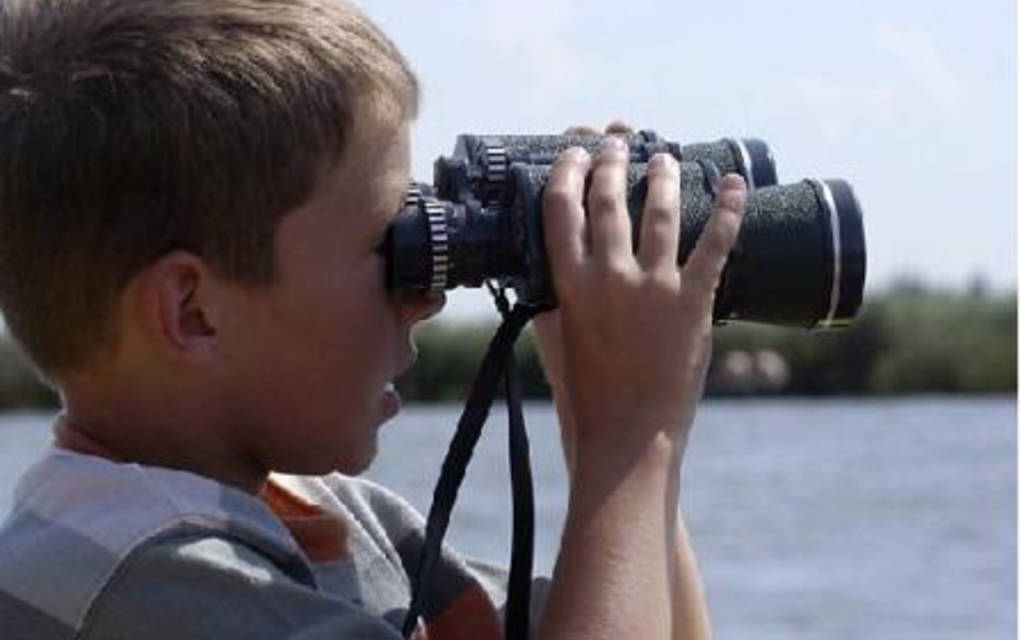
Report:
601,135,627,152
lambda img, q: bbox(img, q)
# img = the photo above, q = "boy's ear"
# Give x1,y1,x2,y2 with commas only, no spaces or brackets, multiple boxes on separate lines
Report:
137,251,221,361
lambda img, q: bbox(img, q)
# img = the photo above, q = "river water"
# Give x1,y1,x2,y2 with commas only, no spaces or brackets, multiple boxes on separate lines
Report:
0,397,1014,639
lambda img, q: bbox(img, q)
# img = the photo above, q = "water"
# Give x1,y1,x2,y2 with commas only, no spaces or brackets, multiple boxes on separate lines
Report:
1,397,1014,640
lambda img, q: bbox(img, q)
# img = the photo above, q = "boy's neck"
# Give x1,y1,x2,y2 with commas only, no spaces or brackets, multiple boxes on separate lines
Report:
54,412,269,495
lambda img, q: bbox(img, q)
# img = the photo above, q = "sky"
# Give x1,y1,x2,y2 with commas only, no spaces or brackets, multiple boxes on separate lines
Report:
359,0,1017,321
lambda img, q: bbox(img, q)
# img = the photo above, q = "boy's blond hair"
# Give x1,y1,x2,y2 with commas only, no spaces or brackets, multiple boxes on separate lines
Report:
0,0,418,378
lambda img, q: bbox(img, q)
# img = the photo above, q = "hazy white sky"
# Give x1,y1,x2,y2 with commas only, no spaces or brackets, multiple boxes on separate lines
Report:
360,0,1016,321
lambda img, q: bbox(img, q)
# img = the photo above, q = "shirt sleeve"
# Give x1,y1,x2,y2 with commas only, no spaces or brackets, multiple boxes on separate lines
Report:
79,530,407,640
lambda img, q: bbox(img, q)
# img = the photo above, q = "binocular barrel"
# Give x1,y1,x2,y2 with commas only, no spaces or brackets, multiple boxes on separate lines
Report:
386,131,866,329
386,160,865,329
435,130,777,205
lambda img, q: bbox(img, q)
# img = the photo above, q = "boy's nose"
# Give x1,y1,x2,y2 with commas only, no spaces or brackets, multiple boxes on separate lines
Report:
397,291,446,326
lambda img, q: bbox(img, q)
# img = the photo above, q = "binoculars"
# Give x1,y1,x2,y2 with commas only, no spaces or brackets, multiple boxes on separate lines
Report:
384,131,866,329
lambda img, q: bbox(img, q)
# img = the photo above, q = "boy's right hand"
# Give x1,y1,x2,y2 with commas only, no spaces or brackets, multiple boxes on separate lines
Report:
535,137,746,640
540,136,746,463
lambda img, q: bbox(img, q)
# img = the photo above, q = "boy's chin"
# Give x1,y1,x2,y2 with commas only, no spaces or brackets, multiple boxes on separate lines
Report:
330,431,382,477
271,430,380,478
276,402,393,477
337,440,379,476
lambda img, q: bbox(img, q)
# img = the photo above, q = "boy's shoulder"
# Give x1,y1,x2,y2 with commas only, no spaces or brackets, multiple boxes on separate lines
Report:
0,450,412,638
0,448,513,640
0,449,308,636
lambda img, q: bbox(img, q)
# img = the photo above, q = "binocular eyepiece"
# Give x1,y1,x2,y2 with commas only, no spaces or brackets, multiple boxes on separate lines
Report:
384,130,866,329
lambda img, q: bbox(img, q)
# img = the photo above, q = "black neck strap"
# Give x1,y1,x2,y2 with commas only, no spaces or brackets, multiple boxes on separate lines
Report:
402,288,546,640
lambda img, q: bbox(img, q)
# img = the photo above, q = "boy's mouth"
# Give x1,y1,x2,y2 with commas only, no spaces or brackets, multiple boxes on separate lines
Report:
380,381,401,420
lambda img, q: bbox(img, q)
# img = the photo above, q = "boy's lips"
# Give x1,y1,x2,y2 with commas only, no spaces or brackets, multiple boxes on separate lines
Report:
379,353,415,422
379,381,402,420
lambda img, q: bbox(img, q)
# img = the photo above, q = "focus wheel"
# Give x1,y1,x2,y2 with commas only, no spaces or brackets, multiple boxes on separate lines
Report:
424,198,450,293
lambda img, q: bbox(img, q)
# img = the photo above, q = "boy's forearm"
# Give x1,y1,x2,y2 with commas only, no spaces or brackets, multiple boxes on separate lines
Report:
667,438,712,639
670,512,713,640
665,439,713,640
537,432,676,640
552,394,712,640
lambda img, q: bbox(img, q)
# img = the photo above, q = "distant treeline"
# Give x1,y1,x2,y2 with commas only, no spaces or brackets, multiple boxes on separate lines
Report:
0,287,1015,409
400,287,1017,401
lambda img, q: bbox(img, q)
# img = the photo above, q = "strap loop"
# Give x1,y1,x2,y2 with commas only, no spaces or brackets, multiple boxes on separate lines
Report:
403,283,544,639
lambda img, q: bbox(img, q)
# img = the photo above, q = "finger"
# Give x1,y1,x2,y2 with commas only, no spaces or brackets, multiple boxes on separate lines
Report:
563,125,600,136
637,153,681,273
587,136,633,265
682,174,747,305
542,147,592,282
605,120,635,136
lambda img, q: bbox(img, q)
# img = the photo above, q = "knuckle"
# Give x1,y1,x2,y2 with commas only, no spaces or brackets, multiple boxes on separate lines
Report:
643,221,674,246
599,258,635,285
641,215,677,247
552,147,590,174
588,190,620,215
717,189,746,214
717,214,742,245
701,225,734,257
543,185,576,213
716,179,748,212
680,272,718,308
594,145,629,167
692,222,737,266
646,268,680,292
645,202,678,224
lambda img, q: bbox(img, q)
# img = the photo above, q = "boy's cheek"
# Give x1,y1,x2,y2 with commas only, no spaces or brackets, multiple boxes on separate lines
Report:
396,291,446,326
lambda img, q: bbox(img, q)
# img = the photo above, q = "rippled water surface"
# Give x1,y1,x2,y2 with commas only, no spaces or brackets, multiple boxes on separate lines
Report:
2,397,1014,640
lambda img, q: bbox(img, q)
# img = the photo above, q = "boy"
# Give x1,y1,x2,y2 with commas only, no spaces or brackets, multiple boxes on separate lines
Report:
0,1,747,639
